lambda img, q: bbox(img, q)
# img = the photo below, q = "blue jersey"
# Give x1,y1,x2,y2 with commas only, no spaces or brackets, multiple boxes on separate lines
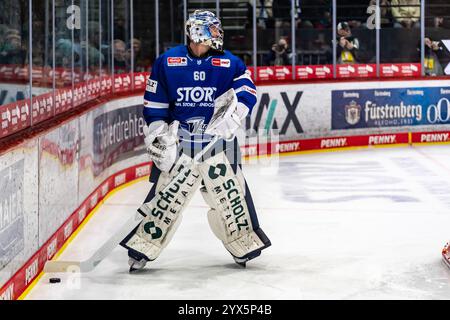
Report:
143,45,257,139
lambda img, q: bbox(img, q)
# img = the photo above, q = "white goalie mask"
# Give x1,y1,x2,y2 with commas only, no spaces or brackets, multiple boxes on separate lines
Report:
185,10,224,52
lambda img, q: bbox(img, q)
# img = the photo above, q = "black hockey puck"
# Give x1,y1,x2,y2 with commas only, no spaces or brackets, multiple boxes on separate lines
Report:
49,278,61,283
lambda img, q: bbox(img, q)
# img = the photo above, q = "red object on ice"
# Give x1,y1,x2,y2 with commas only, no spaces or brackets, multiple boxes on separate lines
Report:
442,243,450,268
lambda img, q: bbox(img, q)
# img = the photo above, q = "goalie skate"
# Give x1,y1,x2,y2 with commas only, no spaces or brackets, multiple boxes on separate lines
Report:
128,249,150,273
233,250,262,268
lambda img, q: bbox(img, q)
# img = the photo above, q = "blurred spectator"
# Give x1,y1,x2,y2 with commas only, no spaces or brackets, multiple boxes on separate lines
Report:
31,40,45,66
307,32,333,64
297,0,315,28
0,28,26,64
337,0,369,29
336,22,360,64
420,37,446,76
303,0,332,30
433,17,444,28
55,38,74,68
85,22,105,69
256,0,274,29
31,12,49,68
55,38,92,69
292,0,304,28
368,0,393,28
114,14,127,41
113,39,128,73
426,0,449,29
391,0,420,28
273,0,292,28
264,37,292,66
245,1,254,29
0,24,8,44
241,53,252,66
127,38,151,72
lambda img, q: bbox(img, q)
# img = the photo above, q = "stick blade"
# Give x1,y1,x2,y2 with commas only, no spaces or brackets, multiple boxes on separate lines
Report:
44,260,82,273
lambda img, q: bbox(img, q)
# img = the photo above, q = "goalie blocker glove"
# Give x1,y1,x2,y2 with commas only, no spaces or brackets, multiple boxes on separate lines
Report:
205,88,249,140
143,120,179,172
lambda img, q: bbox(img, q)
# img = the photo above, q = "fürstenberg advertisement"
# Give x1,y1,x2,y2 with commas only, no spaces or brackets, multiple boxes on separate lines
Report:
332,87,450,130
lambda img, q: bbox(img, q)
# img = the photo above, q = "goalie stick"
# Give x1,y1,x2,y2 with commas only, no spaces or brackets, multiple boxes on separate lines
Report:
44,135,220,273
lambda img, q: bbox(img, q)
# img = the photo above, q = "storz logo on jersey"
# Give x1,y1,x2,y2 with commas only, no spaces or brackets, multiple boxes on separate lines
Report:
211,58,230,68
167,57,188,67
176,87,217,103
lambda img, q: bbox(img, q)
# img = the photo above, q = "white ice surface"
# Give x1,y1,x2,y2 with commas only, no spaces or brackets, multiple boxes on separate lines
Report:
26,145,450,299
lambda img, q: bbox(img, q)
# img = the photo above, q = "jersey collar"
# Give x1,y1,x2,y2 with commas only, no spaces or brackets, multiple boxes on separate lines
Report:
186,45,224,60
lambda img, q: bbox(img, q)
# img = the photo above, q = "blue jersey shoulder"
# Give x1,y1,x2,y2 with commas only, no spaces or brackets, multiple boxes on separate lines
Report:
162,45,188,57
151,45,188,67
222,50,247,74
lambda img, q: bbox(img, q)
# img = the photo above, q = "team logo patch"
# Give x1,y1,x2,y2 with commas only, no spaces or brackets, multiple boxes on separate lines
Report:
167,57,188,66
146,79,158,93
186,117,207,134
211,58,230,68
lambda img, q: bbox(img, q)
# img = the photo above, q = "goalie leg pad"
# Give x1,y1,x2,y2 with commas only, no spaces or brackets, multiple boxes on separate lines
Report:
200,180,217,209
199,138,271,260
206,206,270,260
200,182,230,242
121,154,202,261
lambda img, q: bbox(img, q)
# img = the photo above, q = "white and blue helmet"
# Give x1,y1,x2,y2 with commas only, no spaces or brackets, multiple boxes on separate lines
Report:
185,10,224,51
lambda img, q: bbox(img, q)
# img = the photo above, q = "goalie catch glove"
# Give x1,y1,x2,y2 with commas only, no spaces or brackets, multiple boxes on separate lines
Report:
205,89,249,140
143,120,179,172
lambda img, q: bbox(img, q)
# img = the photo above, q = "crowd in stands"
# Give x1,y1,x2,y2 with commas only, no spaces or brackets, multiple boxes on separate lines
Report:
0,11,151,76
0,26,27,66
258,0,449,75
254,0,449,30
0,1,449,80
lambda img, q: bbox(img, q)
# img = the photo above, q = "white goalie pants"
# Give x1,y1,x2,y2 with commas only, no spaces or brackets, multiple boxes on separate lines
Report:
120,137,271,262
